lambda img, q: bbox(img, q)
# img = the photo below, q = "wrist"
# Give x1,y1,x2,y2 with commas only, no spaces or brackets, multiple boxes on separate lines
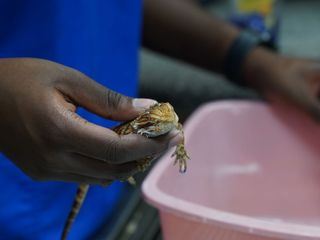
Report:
242,46,282,91
223,30,278,86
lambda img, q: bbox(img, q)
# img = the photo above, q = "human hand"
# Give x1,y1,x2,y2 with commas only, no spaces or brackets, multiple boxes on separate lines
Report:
244,48,320,120
0,58,182,184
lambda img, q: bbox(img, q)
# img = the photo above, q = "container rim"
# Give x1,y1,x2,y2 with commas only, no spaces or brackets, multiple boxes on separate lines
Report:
142,100,320,240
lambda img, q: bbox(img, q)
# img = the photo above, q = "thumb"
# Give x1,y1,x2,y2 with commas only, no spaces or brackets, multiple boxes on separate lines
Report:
59,70,157,121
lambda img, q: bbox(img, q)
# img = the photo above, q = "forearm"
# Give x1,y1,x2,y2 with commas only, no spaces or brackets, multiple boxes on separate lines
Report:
142,0,281,87
142,0,239,74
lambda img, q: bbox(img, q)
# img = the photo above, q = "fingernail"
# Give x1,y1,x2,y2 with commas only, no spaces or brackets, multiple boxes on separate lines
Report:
168,128,180,138
132,98,158,111
168,132,183,148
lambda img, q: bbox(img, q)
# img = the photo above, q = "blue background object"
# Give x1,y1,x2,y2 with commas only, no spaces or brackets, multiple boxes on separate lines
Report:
0,1,142,239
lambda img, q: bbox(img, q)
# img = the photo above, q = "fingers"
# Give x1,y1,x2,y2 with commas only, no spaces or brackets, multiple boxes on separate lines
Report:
61,110,182,164
44,152,159,184
58,70,157,121
60,153,141,180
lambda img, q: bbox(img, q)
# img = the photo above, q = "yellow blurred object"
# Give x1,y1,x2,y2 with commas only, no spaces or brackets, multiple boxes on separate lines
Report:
235,0,275,16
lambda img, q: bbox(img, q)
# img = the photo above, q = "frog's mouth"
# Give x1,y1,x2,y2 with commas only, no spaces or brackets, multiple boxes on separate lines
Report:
134,121,176,138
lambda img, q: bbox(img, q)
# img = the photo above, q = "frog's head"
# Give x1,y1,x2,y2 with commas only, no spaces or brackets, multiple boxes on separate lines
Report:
132,102,179,137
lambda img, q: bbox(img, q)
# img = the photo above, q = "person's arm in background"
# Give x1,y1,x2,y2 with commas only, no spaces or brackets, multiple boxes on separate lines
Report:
143,0,320,120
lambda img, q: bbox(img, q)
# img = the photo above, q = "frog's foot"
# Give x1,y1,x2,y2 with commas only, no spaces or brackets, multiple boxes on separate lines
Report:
172,143,190,173
127,176,136,185
137,157,153,172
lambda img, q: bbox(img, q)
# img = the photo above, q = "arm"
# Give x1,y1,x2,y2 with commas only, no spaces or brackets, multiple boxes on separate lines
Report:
143,0,320,120
143,0,239,74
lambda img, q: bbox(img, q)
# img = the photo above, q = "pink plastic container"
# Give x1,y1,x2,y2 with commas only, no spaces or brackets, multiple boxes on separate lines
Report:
142,101,320,240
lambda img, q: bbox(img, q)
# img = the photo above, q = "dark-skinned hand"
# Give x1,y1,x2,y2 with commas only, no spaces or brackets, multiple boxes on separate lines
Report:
0,58,182,185
245,48,320,121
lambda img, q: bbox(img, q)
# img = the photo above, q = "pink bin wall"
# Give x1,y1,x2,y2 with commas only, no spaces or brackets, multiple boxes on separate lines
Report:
142,101,320,240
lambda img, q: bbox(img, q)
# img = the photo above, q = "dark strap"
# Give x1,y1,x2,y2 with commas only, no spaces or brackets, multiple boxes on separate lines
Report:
224,31,262,86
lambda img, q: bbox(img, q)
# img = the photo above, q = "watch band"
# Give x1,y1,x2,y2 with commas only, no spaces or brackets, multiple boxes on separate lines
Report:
224,31,262,86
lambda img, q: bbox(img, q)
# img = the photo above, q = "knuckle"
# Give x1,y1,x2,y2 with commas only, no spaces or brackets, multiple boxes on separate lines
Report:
105,139,129,164
104,89,127,110
66,67,87,83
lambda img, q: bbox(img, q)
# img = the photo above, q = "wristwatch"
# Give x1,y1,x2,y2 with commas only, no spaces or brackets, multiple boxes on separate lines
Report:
224,30,272,86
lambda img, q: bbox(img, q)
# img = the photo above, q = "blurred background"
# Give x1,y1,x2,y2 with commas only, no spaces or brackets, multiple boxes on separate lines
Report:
140,0,320,122
95,0,320,239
